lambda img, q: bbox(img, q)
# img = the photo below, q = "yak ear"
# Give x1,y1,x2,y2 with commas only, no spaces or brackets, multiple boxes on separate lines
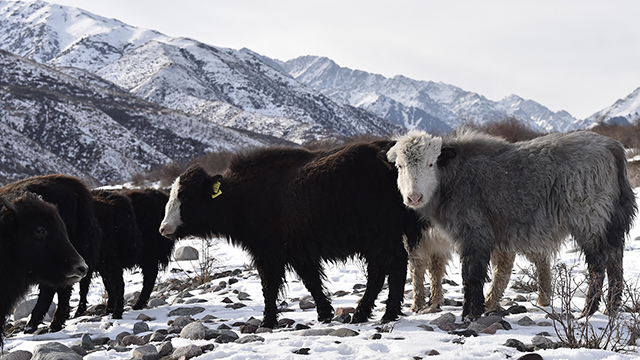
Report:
437,147,457,167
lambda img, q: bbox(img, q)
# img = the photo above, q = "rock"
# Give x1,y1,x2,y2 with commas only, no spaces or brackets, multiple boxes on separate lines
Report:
333,313,351,323
91,336,110,346
293,348,311,355
13,299,56,321
156,342,174,357
174,246,199,261
134,321,151,334
537,321,552,327
200,344,215,352
237,292,251,300
236,335,265,344
498,320,513,330
299,296,316,310
228,278,239,285
278,318,295,328
171,315,196,329
181,321,207,340
69,345,86,356
296,328,335,336
507,305,528,314
480,322,504,334
333,290,350,297
417,324,434,331
328,328,359,337
369,333,382,340
429,312,456,329
215,332,240,344
132,344,160,360
426,349,440,356
255,327,273,334
226,303,247,310
137,313,155,321
353,284,366,290
467,322,487,333
516,316,536,326
448,329,477,337
122,335,147,346
531,335,555,349
442,298,463,306
514,295,527,302
31,342,83,360
245,318,262,327
474,315,503,327
503,339,527,352
168,307,205,317
74,332,94,351
240,324,258,333
149,331,166,342
516,354,544,360
116,331,132,344
217,323,232,330
171,344,202,360
295,323,311,330
148,298,167,308
1,350,32,360
536,331,552,337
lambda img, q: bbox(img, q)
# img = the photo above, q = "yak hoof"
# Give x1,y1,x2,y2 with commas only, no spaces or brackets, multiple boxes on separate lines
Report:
49,321,63,333
350,312,369,324
417,307,443,315
24,324,38,334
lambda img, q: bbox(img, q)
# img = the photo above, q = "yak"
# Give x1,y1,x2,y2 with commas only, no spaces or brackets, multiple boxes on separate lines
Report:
0,193,87,346
160,141,424,328
388,129,637,320
0,175,101,333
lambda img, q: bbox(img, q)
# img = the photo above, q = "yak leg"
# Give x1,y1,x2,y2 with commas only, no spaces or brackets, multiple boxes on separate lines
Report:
426,250,448,312
352,261,386,323
75,268,93,317
256,260,286,328
382,254,409,323
408,253,428,312
525,252,552,307
580,238,607,317
24,285,56,333
460,231,492,320
102,267,125,319
605,245,624,316
134,263,159,310
49,286,72,332
291,261,334,323
485,250,516,312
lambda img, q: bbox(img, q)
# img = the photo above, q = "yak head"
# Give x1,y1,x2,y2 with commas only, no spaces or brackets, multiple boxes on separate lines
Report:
387,130,456,208
0,193,88,287
160,165,224,240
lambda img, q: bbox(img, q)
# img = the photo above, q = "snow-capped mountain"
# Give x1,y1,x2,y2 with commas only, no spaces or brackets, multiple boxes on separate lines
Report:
585,87,640,126
0,49,263,185
281,56,585,133
0,0,400,144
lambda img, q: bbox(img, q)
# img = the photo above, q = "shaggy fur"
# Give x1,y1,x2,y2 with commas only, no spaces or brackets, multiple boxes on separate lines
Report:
0,175,101,333
124,188,173,309
75,190,142,319
0,193,87,346
160,141,424,327
389,130,637,319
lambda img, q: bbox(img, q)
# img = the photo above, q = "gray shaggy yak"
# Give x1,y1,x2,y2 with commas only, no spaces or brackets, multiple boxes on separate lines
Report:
160,141,424,328
388,130,637,320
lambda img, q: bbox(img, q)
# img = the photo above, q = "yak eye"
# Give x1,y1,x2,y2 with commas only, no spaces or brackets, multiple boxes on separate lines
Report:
428,163,434,168
396,164,403,170
35,226,48,237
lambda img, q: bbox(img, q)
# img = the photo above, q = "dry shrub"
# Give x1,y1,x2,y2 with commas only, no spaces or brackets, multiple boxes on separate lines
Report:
462,117,545,143
591,119,640,149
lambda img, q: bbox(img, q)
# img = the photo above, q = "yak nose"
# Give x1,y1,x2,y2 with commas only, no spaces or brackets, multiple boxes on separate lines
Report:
73,260,89,279
407,193,423,206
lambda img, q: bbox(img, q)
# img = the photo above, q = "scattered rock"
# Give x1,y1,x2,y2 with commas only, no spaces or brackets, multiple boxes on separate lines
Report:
448,329,477,337
504,338,527,352
531,335,555,349
353,284,366,290
116,331,132,344
507,305,528,314
31,342,83,360
122,334,146,346
217,323,232,330
237,292,251,300
333,313,351,323
221,297,234,304
91,336,110,346
429,312,456,329
498,320,513,330
133,321,150,335
171,344,202,360
215,332,240,344
295,323,311,330
132,344,160,360
174,246,199,261
333,290,350,297
180,322,207,340
69,345,86,356
516,316,536,326
417,324,434,331
514,295,527,302
236,335,265,344
200,344,215,352
226,303,247,310
467,322,487,333
442,298,463,306
293,348,311,355
296,328,334,336
278,318,295,328
156,342,173,357
299,296,316,310
329,328,359,337
1,350,32,360
240,324,258,333
426,349,440,356
369,333,382,340
12,299,56,322
168,307,205,317
137,313,155,321
74,332,94,351
516,353,543,360
537,321,552,327
480,322,504,335
147,298,167,308
149,331,166,342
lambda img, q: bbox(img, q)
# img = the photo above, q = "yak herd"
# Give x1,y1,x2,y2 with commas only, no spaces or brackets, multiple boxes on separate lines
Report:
0,129,637,345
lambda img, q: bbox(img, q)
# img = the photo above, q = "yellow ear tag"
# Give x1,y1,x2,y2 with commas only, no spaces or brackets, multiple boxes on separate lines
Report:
211,181,222,199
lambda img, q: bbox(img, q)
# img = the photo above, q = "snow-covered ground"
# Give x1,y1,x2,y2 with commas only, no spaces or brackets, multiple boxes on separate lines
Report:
4,192,640,360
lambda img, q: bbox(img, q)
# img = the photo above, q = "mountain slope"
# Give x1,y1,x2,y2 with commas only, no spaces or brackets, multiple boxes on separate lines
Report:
0,49,263,185
585,87,640,126
281,56,585,133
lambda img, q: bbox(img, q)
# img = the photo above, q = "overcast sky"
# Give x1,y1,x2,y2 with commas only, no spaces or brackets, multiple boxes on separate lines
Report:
49,0,640,119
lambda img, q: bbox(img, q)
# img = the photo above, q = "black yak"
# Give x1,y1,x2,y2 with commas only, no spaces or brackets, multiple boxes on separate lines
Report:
0,193,87,345
0,175,101,333
160,141,424,328
388,130,637,319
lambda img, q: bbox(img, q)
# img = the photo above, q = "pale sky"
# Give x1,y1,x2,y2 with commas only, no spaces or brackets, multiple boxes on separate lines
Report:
48,0,640,119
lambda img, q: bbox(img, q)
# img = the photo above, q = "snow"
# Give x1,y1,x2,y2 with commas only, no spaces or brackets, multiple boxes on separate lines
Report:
3,191,640,359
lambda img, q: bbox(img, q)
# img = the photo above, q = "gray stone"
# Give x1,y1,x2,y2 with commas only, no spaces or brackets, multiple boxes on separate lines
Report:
69,345,86,357
480,322,504,334
426,349,440,356
73,332,94,351
237,292,251,300
147,298,167,308
328,328,359,337
299,296,316,310
474,315,503,327
245,318,262,327
517,316,536,326
172,315,196,328
134,321,151,334
156,342,174,357
369,333,382,340
278,318,295,328
168,306,205,317
31,342,83,360
1,350,32,360
180,322,207,340
91,336,110,346
296,328,334,336
537,321,553,327
122,334,146,346
429,312,456,327
137,313,155,321
417,324,434,331
255,327,273,334
507,305,528,314
516,354,544,360
132,344,160,360
125,292,141,303
467,322,487,333
13,299,56,321
531,335,554,349
171,344,202,360
174,246,199,261
149,331,166,342
504,338,526,352
236,335,266,344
